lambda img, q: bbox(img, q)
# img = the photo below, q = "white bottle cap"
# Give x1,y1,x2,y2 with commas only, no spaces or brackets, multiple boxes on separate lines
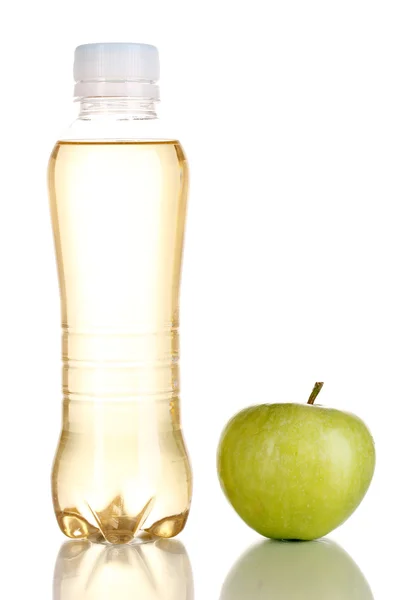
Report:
73,43,160,99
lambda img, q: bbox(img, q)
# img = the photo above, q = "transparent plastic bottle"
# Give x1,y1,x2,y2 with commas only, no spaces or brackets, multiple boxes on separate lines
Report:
48,43,192,544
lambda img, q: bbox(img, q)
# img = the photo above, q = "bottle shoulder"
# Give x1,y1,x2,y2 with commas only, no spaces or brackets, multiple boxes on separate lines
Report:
48,138,189,177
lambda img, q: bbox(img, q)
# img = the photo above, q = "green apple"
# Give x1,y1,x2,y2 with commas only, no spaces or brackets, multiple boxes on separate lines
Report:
220,538,374,599
217,383,375,540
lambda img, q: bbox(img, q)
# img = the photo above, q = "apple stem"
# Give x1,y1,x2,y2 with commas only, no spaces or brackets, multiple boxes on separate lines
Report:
307,382,324,405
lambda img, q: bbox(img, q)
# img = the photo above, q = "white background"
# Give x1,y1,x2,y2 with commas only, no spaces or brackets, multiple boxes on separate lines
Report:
0,0,399,598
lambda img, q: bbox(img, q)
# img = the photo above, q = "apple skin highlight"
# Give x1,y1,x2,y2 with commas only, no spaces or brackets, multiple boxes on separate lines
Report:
217,398,375,541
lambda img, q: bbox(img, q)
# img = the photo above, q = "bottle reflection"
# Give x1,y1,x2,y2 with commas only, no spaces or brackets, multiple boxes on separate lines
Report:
54,539,194,600
220,538,374,599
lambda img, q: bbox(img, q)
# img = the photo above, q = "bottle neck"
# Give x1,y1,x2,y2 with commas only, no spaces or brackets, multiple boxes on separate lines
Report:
78,97,158,120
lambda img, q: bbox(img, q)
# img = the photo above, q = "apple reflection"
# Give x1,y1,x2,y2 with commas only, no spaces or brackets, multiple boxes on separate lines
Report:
220,538,373,599
53,538,194,600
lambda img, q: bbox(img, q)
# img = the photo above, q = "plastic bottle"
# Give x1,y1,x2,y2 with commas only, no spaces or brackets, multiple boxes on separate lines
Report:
48,43,192,544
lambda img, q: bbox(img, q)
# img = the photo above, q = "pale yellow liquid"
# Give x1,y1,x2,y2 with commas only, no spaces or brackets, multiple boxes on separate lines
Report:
48,141,191,544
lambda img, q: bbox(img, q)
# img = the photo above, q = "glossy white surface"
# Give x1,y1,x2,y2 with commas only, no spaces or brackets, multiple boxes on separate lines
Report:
0,495,395,598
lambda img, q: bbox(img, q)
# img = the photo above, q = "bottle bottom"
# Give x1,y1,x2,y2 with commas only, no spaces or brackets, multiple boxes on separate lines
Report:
52,399,192,545
56,505,189,545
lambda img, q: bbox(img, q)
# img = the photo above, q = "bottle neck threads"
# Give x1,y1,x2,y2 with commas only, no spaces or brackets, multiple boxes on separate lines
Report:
77,97,158,120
